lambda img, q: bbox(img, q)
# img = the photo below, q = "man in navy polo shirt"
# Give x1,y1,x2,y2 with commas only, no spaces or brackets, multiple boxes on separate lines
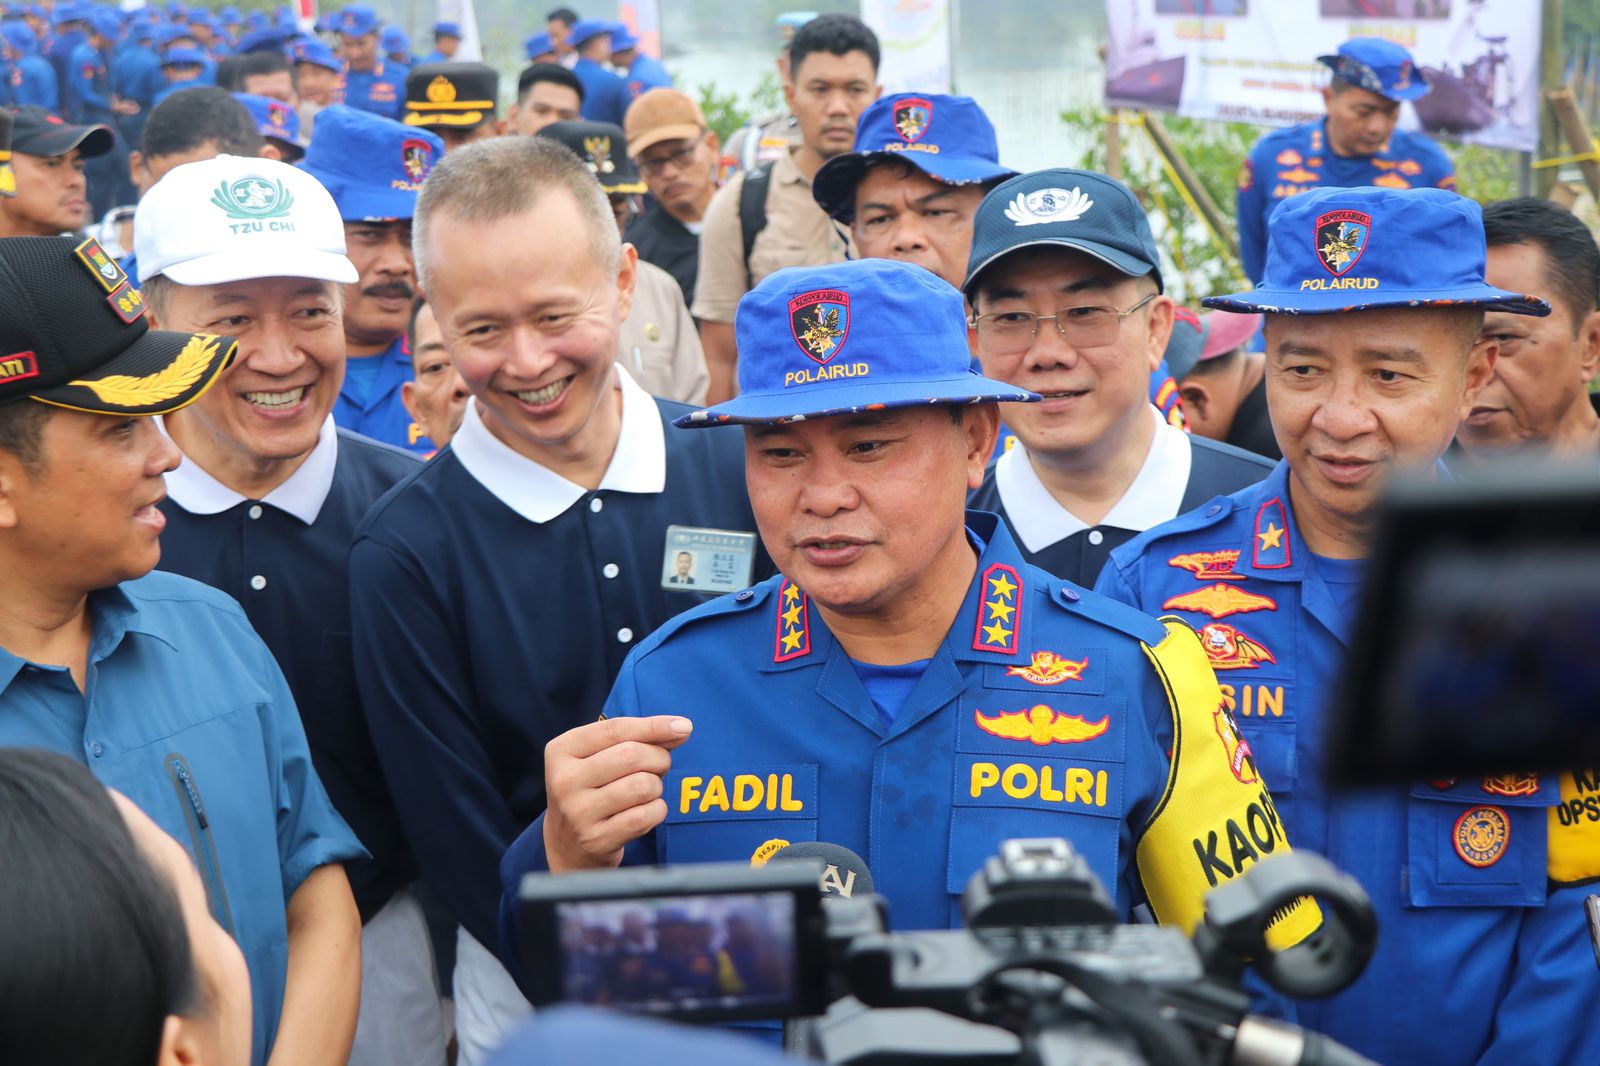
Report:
964,169,1272,588
1097,186,1600,1065
302,105,444,455
351,136,763,1063
137,155,447,1066
0,235,364,1066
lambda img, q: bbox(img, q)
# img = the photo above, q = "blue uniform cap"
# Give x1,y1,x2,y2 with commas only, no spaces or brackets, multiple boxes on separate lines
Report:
963,168,1164,298
249,11,272,31
813,93,1016,224
675,258,1038,428
236,26,295,55
524,30,553,59
433,20,460,39
165,0,187,17
1318,37,1429,103
381,25,409,54
89,9,120,39
156,24,198,47
337,4,379,38
1203,186,1549,318
292,37,342,73
51,2,86,26
161,45,207,68
566,18,611,49
608,20,638,52
233,91,305,160
186,11,216,29
220,6,243,25
299,104,443,222
128,21,156,42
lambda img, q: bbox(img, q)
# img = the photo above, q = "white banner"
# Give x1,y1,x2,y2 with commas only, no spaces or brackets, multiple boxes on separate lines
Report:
1104,0,1543,153
860,0,952,96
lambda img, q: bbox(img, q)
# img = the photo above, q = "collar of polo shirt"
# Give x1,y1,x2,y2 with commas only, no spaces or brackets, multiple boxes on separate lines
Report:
161,415,340,525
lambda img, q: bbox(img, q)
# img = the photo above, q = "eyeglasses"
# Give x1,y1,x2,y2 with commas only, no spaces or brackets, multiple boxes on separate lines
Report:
637,141,701,178
969,291,1158,355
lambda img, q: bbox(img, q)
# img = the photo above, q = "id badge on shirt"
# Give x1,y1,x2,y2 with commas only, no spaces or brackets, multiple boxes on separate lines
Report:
661,525,756,593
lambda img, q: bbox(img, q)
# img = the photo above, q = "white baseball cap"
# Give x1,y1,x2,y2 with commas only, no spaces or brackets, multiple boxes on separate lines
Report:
134,154,358,286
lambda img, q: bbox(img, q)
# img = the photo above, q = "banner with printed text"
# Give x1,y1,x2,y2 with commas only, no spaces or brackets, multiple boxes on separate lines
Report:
1104,0,1542,153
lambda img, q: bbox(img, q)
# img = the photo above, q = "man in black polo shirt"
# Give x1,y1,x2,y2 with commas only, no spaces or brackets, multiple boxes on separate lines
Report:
351,136,762,1064
965,169,1272,587
623,87,719,303
137,155,446,1066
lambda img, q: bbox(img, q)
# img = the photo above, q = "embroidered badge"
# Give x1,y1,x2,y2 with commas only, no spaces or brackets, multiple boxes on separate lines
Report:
1371,172,1411,190
105,281,146,325
892,96,931,143
973,705,1108,746
582,135,617,174
788,289,850,365
773,579,810,662
73,236,126,293
1006,650,1087,685
426,74,457,103
1315,209,1371,277
1275,148,1302,166
1482,773,1539,798
1198,623,1275,670
210,176,294,221
1428,777,1458,791
1162,583,1278,620
1212,701,1259,785
0,351,40,385
1004,186,1093,227
973,564,1021,654
1454,805,1509,867
1253,498,1291,569
1278,166,1318,184
1168,549,1244,581
401,138,435,183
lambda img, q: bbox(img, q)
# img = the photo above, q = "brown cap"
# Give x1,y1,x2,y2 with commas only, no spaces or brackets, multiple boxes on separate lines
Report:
624,88,707,159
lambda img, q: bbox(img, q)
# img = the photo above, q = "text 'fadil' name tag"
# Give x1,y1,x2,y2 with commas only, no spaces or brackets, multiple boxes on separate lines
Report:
661,525,756,594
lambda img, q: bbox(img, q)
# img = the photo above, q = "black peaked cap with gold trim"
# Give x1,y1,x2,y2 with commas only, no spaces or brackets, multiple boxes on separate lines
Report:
404,62,499,130
0,237,235,415
535,120,647,196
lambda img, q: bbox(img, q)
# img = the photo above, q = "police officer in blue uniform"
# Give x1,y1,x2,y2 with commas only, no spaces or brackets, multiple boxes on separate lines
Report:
608,21,670,100
567,18,631,127
301,105,443,454
423,20,461,64
1237,39,1455,286
500,257,1322,992
338,4,404,120
1096,185,1600,1066
2,21,60,112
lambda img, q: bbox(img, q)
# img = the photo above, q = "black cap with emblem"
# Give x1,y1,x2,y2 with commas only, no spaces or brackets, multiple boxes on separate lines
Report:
535,120,647,195
0,237,237,415
404,62,499,131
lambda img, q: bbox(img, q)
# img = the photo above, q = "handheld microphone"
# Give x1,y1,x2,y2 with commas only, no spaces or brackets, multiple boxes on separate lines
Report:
765,841,876,900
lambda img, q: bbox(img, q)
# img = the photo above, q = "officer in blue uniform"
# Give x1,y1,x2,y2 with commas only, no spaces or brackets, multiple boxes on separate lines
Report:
500,258,1322,992
381,25,413,70
423,19,461,64
1096,185,1600,1066
68,9,130,216
2,20,59,112
151,45,207,108
111,19,161,162
43,1,87,111
301,105,443,454
567,18,631,127
608,21,670,100
1237,38,1455,285
338,4,403,120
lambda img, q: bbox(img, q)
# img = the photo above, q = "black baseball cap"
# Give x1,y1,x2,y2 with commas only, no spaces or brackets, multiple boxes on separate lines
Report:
0,236,236,415
963,168,1164,299
11,104,114,159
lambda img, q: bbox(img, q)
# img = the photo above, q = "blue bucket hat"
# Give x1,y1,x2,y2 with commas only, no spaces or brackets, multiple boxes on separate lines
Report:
381,24,410,55
337,4,378,38
523,30,553,59
608,20,637,52
1203,186,1549,318
675,258,1038,428
813,93,1016,223
963,168,1164,298
233,91,305,160
292,37,342,73
567,18,611,49
433,20,460,38
88,9,120,39
161,45,208,68
220,6,243,26
299,105,443,222
1318,38,1429,103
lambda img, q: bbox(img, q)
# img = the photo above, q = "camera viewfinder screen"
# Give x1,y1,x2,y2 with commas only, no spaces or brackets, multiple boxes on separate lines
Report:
554,892,797,1014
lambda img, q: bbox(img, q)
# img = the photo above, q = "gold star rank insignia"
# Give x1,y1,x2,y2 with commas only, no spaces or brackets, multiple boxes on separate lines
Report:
774,579,811,662
972,563,1022,654
1251,497,1293,569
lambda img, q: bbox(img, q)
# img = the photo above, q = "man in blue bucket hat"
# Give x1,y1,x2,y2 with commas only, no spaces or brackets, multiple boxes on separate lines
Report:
339,4,404,120
1237,38,1455,286
301,105,444,454
1097,185,1600,1065
500,256,1323,998
813,91,1014,290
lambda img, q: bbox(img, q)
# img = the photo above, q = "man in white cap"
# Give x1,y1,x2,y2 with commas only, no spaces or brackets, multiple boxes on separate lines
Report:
135,154,448,1066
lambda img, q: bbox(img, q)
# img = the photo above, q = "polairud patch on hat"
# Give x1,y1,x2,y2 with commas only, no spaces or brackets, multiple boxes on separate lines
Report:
1315,209,1370,277
73,236,127,293
893,97,931,143
788,289,850,366
401,138,435,183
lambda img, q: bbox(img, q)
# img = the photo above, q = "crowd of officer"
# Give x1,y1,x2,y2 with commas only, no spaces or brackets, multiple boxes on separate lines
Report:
0,6,1596,1066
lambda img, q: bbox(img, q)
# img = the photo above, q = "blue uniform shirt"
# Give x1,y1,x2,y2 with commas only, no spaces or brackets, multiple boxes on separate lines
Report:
0,571,366,1066
11,52,60,110
112,41,163,107
65,37,110,121
342,57,403,119
351,372,768,952
1095,460,1600,1065
44,26,84,106
158,421,421,923
501,510,1325,989
331,336,430,455
1236,120,1455,284
625,53,672,98
573,55,631,126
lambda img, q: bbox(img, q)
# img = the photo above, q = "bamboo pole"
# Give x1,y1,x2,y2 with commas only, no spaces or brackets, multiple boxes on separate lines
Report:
1140,111,1240,263
1547,87,1600,202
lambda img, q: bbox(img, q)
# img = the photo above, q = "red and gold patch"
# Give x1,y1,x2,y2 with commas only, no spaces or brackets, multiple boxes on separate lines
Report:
0,350,40,385
1212,701,1259,784
73,236,127,294
773,579,810,662
1482,773,1539,798
1454,805,1509,867
1005,650,1087,685
788,289,851,366
106,281,146,325
1197,623,1275,670
1162,583,1277,619
973,564,1021,654
1168,549,1244,581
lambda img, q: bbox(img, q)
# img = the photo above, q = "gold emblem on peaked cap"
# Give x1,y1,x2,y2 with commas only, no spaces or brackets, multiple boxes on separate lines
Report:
583,135,616,173
68,334,223,409
426,75,457,104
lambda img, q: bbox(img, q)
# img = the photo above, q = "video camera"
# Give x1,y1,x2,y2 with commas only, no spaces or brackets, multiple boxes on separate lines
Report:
518,838,1380,1066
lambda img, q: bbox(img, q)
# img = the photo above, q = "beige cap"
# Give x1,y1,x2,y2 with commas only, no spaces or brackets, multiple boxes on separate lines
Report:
624,88,708,159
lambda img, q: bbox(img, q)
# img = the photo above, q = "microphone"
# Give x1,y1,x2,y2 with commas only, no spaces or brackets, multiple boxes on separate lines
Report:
764,841,876,901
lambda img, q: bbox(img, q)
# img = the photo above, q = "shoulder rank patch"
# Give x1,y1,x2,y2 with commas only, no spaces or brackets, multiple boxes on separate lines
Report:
973,563,1021,654
1549,768,1600,885
1252,498,1291,569
1453,805,1509,867
773,579,810,662
1197,623,1275,670
1006,650,1087,685
1168,549,1244,581
73,236,127,294
1162,583,1277,619
106,280,146,324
